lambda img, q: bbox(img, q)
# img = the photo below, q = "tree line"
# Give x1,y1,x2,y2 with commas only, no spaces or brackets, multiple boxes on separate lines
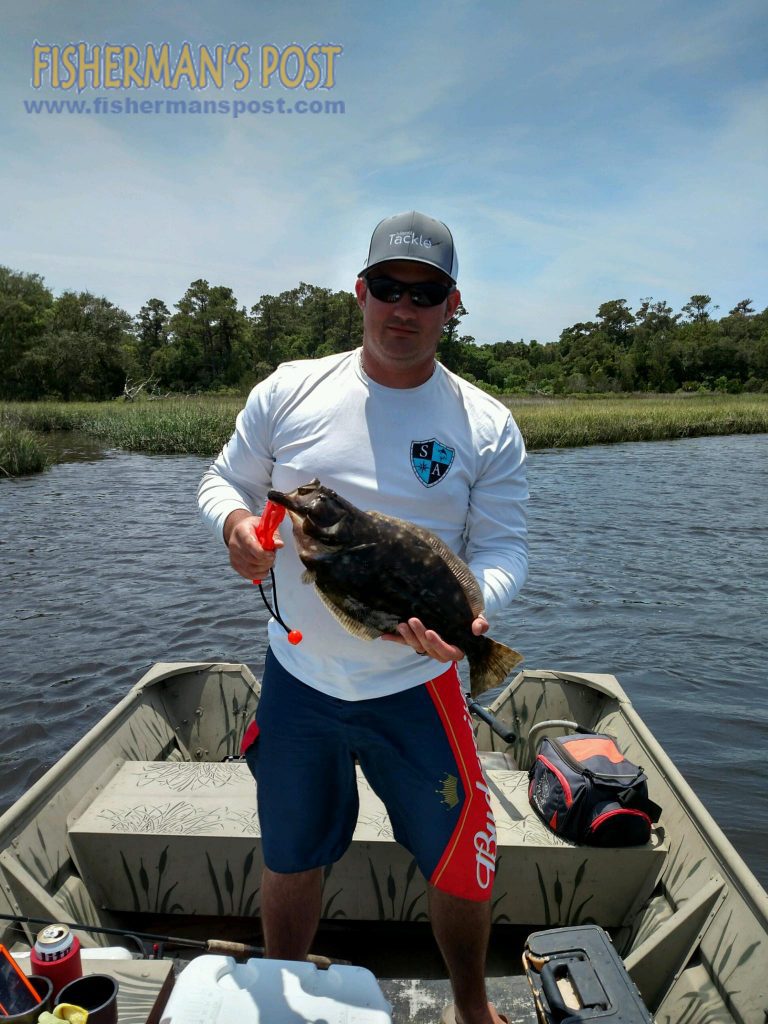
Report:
1,265,766,400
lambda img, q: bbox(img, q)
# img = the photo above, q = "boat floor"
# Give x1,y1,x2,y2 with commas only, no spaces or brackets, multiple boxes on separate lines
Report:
378,976,537,1024
118,915,540,1023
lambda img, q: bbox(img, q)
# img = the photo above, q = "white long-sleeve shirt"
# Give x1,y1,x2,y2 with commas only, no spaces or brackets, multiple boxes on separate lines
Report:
198,348,528,699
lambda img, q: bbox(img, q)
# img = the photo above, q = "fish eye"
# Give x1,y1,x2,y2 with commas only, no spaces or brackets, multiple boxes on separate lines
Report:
307,494,341,528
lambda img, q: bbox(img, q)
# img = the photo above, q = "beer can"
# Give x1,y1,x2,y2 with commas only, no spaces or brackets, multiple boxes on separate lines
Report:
29,923,82,998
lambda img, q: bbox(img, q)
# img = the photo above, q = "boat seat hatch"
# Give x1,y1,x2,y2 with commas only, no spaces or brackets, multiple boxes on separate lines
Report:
66,760,665,925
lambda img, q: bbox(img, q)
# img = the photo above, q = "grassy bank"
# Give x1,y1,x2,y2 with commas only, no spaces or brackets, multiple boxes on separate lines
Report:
507,393,768,449
0,399,235,458
0,426,49,476
1,393,767,475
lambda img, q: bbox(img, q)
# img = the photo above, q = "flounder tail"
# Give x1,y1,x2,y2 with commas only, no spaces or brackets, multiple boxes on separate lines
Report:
468,638,524,698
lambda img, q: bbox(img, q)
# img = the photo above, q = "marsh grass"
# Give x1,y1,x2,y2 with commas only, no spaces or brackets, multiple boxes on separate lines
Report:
0,398,238,457
1,393,766,473
0,426,49,476
508,394,768,449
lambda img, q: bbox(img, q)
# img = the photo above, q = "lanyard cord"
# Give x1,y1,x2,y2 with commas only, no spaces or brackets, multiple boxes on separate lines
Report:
257,569,293,635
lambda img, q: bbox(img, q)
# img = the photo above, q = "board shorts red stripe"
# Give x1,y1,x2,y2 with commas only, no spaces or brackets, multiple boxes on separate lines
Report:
425,674,496,900
244,648,495,901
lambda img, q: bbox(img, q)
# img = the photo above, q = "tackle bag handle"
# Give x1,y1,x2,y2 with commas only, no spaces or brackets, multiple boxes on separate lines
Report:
527,719,580,765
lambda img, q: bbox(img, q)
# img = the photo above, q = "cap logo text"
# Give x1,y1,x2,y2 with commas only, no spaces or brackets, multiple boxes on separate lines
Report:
389,231,432,249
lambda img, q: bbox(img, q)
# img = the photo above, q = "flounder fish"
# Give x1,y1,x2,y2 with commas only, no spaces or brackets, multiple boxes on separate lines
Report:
267,479,523,697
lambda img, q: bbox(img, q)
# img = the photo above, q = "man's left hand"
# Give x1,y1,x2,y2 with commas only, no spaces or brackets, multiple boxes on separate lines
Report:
381,615,489,662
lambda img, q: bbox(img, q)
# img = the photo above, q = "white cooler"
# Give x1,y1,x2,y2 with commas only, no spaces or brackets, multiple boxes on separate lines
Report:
159,954,393,1024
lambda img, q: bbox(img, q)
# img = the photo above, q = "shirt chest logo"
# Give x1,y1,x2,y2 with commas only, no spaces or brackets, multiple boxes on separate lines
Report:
410,439,455,487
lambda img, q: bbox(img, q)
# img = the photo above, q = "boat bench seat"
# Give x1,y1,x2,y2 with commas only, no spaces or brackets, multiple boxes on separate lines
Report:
67,758,666,925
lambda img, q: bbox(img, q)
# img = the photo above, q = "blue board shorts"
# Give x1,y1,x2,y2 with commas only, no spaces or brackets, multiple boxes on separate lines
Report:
243,648,496,901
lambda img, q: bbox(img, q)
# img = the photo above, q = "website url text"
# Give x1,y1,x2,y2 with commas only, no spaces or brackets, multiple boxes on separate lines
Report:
23,96,346,117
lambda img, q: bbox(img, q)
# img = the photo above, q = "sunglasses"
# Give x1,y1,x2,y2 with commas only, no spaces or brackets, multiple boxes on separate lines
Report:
365,276,453,308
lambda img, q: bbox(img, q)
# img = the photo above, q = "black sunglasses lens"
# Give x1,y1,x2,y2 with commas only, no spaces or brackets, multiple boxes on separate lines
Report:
367,277,450,307
367,278,402,303
408,283,450,307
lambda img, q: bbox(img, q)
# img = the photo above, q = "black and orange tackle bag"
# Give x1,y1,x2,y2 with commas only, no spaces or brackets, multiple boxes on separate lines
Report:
528,731,661,846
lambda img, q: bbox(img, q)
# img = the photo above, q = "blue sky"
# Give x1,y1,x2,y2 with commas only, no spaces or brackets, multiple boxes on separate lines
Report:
3,1,766,345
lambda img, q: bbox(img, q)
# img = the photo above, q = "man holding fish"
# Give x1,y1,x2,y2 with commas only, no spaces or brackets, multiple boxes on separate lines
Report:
199,211,528,1024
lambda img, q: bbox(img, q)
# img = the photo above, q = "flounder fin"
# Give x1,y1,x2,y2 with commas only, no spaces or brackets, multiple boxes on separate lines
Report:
367,510,485,617
301,568,315,585
468,639,523,698
314,586,381,641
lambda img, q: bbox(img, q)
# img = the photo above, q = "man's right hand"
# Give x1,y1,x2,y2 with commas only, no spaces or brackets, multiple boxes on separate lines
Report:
224,509,284,581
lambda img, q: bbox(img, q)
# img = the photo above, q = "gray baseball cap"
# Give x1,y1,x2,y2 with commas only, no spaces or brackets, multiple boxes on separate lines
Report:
359,211,459,283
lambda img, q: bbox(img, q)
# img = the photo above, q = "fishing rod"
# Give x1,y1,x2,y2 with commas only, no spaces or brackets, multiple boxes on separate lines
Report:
0,913,343,969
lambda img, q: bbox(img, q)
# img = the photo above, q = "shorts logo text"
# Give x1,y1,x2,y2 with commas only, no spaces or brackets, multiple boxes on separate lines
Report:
474,779,497,889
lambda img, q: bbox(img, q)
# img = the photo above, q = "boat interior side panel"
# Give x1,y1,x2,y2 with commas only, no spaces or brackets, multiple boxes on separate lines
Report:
153,665,260,762
482,671,768,1024
592,705,768,1024
0,666,256,947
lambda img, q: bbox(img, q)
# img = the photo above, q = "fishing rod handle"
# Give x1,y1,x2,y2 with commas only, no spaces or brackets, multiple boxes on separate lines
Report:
206,939,264,956
466,697,517,745
205,940,350,970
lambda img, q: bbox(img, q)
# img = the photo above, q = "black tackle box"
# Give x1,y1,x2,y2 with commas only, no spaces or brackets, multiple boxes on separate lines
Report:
523,925,653,1023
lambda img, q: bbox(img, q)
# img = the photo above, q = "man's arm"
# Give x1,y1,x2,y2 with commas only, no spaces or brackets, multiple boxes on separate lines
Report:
464,412,528,616
198,375,282,579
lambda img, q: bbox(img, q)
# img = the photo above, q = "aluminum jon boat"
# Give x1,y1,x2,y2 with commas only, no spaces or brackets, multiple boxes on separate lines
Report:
0,662,766,1023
